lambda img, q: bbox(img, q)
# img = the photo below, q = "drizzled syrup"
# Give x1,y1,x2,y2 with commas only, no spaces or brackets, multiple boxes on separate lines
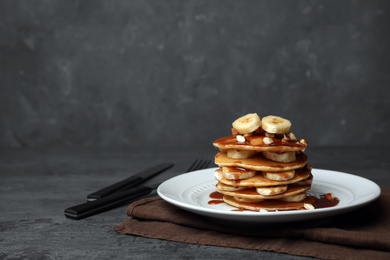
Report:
312,193,340,208
208,191,225,205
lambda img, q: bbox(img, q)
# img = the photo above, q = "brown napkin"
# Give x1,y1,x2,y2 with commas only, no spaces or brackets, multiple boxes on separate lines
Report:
115,189,390,260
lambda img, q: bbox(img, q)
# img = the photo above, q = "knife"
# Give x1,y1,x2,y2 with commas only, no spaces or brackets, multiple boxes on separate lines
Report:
64,182,160,220
86,163,173,201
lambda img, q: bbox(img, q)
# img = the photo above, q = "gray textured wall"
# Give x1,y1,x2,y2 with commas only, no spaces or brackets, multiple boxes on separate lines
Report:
1,0,389,150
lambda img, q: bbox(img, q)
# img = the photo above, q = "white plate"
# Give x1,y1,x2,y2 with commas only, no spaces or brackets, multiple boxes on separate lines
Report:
157,168,381,224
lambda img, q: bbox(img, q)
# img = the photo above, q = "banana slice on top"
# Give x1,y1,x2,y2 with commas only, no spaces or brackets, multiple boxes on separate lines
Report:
232,113,262,134
261,115,291,134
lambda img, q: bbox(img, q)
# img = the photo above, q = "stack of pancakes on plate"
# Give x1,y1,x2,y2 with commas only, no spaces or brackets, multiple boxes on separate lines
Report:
213,113,315,212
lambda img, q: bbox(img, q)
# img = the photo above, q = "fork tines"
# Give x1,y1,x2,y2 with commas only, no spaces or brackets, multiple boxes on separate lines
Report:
186,159,212,172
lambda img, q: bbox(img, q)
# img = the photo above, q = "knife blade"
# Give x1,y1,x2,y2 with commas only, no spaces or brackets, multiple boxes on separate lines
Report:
64,182,160,220
86,163,173,201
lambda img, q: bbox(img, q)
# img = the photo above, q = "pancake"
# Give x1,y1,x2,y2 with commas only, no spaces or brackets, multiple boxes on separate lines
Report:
214,168,311,187
295,174,313,185
215,152,307,172
216,184,311,200
213,135,307,153
223,194,317,211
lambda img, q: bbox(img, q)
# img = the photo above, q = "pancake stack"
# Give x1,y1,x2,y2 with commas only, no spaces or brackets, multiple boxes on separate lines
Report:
213,113,315,212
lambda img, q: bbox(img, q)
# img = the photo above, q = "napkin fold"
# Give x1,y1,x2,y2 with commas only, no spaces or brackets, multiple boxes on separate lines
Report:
115,189,390,260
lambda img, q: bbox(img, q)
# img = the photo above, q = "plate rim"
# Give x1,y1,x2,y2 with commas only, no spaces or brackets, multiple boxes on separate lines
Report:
157,168,381,222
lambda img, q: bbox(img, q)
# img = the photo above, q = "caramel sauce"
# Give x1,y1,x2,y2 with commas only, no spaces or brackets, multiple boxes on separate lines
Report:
208,191,224,205
313,193,340,208
214,136,249,145
233,180,241,187
209,191,224,199
208,200,225,205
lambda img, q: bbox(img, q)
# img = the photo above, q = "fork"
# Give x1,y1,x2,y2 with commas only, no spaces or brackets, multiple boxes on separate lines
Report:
186,159,212,172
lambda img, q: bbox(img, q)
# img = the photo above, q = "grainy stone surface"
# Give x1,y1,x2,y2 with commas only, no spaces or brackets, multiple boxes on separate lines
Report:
0,147,388,259
1,1,389,258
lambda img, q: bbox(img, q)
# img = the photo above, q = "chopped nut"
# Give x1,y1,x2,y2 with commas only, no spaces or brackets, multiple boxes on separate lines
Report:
325,193,335,201
283,132,297,141
304,203,315,210
259,209,268,213
299,138,308,146
236,135,246,143
263,137,273,145
289,132,297,140
265,132,275,138
253,127,264,135
249,137,262,146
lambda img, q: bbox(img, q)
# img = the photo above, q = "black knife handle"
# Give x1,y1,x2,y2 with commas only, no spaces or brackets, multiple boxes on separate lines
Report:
65,186,153,220
86,163,173,201
86,175,143,201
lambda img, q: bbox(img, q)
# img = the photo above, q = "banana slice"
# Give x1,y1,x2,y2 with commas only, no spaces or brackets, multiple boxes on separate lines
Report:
262,170,295,181
262,151,296,162
281,193,307,202
216,182,247,191
221,166,257,180
232,113,262,134
261,115,291,134
227,150,258,159
256,185,288,196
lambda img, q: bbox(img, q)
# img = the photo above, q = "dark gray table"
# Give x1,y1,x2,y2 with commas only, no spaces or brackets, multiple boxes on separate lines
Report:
1,147,388,259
